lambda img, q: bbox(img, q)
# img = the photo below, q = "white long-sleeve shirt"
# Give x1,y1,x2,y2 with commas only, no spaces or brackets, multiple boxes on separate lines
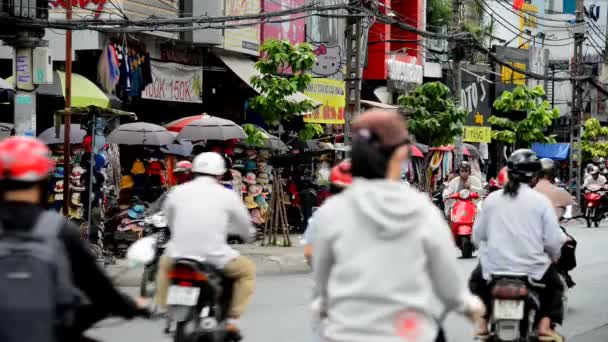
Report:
162,176,255,268
473,184,566,280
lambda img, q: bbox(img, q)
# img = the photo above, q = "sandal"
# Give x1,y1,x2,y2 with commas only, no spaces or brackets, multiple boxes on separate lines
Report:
538,332,565,342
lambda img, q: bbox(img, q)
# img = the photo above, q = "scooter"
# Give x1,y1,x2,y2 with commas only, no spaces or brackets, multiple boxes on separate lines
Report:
139,211,170,298
447,189,479,258
583,184,605,228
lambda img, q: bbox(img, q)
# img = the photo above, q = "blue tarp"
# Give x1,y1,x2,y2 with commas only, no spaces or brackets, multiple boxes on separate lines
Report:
531,143,570,160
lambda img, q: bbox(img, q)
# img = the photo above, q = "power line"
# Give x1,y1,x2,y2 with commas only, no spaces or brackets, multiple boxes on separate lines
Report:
484,0,578,29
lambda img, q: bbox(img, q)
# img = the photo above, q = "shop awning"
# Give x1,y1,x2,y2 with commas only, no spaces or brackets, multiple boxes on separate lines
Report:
217,52,321,109
531,143,570,160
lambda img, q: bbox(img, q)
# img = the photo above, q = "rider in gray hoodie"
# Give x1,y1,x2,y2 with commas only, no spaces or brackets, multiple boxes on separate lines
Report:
311,110,483,342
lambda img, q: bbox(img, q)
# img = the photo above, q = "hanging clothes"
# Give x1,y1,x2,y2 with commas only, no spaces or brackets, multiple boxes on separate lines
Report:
142,52,153,88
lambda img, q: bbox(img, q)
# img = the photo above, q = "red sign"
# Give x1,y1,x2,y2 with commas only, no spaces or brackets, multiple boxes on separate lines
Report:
49,0,108,18
262,0,305,44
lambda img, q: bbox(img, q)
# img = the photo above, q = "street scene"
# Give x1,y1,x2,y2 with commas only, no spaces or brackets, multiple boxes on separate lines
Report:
2,0,608,342
89,221,608,342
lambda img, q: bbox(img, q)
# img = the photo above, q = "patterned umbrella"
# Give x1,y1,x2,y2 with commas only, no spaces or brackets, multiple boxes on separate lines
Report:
6,71,120,108
177,116,247,141
108,122,174,146
165,114,208,132
38,124,86,144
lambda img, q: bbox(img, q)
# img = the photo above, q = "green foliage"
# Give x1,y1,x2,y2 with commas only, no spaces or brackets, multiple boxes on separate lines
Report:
582,118,608,158
298,123,324,141
242,124,268,147
250,39,319,141
427,0,451,32
489,85,559,147
398,82,468,146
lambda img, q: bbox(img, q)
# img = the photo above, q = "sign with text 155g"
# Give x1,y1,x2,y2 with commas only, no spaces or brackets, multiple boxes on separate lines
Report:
143,61,203,103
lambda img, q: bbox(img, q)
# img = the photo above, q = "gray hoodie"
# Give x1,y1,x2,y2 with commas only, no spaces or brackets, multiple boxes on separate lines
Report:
312,179,470,342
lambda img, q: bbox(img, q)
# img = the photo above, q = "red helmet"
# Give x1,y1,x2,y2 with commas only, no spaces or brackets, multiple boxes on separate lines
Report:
497,167,508,188
174,160,192,173
0,136,55,182
330,160,352,187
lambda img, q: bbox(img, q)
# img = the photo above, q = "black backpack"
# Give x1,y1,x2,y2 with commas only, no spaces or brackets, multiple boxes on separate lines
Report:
0,211,78,342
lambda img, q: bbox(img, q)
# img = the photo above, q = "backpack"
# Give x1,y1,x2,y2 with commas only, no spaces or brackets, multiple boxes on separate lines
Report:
0,210,78,342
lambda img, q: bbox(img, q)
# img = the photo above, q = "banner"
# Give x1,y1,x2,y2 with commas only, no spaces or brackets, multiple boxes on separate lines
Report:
463,126,492,143
303,78,346,124
143,61,203,104
224,0,261,56
263,0,305,43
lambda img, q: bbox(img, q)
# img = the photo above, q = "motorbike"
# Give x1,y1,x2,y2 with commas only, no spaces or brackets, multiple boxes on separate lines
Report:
139,211,170,298
447,189,479,258
166,257,239,342
487,273,553,342
583,184,606,228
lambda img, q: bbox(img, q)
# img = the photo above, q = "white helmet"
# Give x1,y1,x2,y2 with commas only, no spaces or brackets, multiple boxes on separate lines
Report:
192,152,226,176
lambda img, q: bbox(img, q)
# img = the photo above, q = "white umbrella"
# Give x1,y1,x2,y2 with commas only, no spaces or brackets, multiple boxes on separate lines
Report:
107,122,174,146
177,116,247,141
38,124,86,144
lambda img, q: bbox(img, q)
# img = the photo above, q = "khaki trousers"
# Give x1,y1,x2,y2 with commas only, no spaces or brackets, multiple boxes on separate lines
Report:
153,255,256,318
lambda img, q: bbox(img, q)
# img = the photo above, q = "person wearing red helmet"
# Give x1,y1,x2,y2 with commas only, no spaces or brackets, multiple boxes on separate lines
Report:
0,136,146,342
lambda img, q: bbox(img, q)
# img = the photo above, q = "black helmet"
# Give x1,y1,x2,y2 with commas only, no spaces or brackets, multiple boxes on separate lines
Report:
507,149,541,180
539,158,556,179
459,161,471,172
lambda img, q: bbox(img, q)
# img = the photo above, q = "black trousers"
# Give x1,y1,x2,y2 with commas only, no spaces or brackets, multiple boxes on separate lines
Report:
469,263,564,325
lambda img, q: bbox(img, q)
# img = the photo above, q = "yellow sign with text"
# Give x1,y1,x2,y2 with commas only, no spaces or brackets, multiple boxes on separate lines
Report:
303,78,346,124
463,126,492,143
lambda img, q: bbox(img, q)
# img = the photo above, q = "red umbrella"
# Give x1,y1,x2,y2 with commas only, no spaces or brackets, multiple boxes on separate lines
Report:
165,114,208,133
411,144,424,158
430,145,472,157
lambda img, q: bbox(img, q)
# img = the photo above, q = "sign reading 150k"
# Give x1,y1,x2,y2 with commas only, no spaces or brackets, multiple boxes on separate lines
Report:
463,126,492,143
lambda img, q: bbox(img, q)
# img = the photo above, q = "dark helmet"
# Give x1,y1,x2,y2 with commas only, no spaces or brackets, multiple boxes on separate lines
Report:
459,161,471,172
539,158,556,179
507,149,541,181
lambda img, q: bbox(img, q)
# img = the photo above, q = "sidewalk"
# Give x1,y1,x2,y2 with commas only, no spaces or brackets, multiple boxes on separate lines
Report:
107,240,310,287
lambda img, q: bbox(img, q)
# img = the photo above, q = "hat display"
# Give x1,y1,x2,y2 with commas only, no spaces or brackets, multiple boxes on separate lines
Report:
128,204,145,219
255,194,268,209
131,159,146,175
71,193,83,207
258,172,270,184
71,165,85,179
248,184,263,197
259,149,271,160
121,175,134,190
243,172,257,185
257,161,267,173
54,193,64,201
71,177,85,192
262,183,272,194
54,180,64,193
233,160,245,169
246,149,257,159
245,160,257,171
250,208,265,225
68,206,84,220
244,195,259,209
54,167,65,179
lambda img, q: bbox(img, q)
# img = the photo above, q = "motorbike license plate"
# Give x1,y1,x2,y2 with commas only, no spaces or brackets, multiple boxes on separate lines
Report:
493,299,524,320
167,286,200,306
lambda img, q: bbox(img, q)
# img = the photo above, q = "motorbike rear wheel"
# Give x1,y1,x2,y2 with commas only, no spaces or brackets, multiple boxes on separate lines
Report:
461,237,474,259
140,263,158,298
586,207,595,228
594,208,602,228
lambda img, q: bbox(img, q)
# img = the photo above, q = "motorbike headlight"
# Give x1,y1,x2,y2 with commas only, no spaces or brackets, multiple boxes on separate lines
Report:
152,214,167,228
459,189,470,200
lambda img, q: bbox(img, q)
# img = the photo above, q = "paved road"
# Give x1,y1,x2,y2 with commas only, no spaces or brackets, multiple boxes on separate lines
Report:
89,221,608,342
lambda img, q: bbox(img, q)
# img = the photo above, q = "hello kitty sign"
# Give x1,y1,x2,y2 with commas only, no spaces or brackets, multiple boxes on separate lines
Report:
311,43,343,76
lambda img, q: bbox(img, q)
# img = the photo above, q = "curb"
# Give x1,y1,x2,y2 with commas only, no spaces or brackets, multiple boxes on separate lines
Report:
107,252,310,287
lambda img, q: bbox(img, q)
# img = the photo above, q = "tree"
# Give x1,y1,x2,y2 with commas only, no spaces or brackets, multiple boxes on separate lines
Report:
427,0,451,33
489,85,559,148
582,118,608,158
398,82,468,146
249,39,322,139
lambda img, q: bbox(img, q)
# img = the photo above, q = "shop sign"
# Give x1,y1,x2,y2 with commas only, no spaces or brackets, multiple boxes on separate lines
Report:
49,0,108,18
303,78,346,124
463,126,492,143
386,55,423,86
143,61,203,104
224,0,261,56
263,0,305,44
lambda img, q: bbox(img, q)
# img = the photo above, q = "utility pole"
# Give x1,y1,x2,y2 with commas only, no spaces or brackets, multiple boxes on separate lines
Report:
451,0,464,164
62,0,73,216
569,0,585,203
344,0,363,149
